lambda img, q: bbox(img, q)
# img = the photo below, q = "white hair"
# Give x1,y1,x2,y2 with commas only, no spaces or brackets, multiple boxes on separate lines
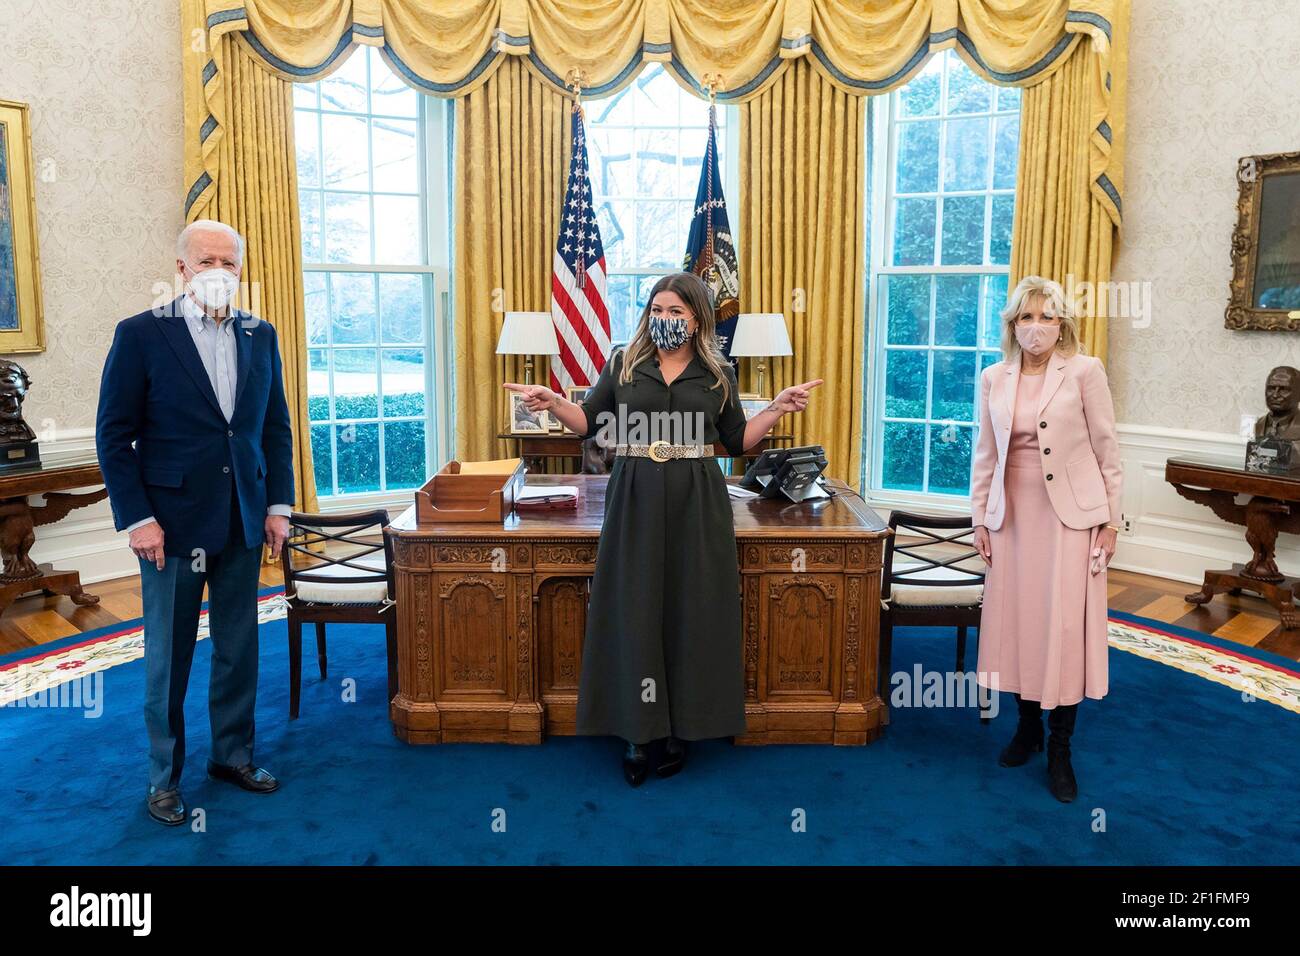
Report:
177,219,245,266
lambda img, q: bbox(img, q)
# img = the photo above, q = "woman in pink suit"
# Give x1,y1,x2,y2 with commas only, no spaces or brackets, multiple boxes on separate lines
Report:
970,276,1122,803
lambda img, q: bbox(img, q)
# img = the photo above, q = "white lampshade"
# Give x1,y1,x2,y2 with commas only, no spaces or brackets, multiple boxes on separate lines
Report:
496,311,560,355
729,313,792,357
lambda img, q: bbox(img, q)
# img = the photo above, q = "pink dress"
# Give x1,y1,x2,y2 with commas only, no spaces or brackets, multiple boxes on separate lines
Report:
976,372,1109,708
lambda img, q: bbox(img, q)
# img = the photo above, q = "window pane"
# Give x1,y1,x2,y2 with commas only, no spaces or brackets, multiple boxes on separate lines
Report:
679,128,710,196
884,349,927,418
310,424,333,497
589,128,634,196
896,120,939,193
590,84,634,126
333,349,379,419
899,58,941,117
294,82,319,110
946,57,991,114
934,275,979,347
635,129,677,197
321,113,369,191
605,273,637,346
304,271,328,345
307,348,329,421
329,273,377,345
636,200,677,267
334,422,380,494
597,199,633,269
993,114,1019,189
382,348,425,417
884,274,930,346
940,195,984,265
931,350,977,422
371,56,418,118
882,421,925,491
379,273,424,343
300,190,323,263
990,195,1014,264
982,274,1009,348
632,67,680,121
373,194,421,264
943,117,989,191
929,423,972,495
892,197,936,265
295,111,320,189
323,192,371,264
996,84,1022,112
384,420,427,489
320,49,368,114
371,118,418,193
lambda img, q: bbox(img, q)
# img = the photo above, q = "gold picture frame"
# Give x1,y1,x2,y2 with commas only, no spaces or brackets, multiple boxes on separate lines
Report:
0,99,45,353
562,386,591,433
739,393,771,420
1225,151,1300,332
507,392,550,435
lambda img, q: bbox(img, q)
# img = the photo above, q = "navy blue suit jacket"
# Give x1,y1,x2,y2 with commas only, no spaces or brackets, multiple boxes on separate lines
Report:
95,296,295,557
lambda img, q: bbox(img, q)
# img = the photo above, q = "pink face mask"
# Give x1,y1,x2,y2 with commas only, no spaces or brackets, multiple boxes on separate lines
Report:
1015,322,1060,355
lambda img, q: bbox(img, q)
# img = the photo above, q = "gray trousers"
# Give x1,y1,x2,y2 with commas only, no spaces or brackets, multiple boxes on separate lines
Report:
140,493,263,792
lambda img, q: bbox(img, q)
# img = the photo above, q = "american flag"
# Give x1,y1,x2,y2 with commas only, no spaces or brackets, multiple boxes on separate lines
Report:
549,104,610,395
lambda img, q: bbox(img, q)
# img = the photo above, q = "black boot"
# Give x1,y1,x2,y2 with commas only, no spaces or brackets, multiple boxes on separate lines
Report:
998,694,1044,767
1046,704,1079,803
655,736,687,778
622,740,648,788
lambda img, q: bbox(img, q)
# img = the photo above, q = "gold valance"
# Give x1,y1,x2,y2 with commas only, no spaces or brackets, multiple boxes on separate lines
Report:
188,1,1126,224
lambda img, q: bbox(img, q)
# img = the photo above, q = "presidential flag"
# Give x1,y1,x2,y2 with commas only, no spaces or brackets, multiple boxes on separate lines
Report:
682,103,740,363
549,103,611,395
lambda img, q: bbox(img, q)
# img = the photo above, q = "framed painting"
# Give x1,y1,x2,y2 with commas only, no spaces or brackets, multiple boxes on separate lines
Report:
0,99,44,353
1225,151,1300,332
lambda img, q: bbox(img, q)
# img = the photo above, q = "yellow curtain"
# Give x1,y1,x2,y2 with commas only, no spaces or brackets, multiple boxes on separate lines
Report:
181,0,319,520
1010,28,1128,360
452,59,570,464
740,59,866,488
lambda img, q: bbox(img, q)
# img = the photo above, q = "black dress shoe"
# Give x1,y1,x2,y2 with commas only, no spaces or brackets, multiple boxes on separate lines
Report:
655,736,687,778
147,788,186,826
622,742,648,788
207,760,279,793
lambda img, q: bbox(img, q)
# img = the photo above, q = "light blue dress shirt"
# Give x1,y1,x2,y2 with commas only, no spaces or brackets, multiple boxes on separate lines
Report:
126,294,292,534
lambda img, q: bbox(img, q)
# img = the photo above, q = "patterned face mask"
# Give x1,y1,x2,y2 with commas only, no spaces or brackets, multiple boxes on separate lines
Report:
648,314,691,351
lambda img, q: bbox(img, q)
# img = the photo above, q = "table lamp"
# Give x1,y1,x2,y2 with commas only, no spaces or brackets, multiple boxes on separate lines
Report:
496,311,560,385
730,312,792,397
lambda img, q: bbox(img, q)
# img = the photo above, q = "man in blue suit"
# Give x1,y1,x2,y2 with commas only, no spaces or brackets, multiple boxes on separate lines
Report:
96,220,294,826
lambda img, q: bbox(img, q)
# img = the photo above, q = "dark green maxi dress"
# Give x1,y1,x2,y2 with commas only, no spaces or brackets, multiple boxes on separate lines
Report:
574,348,750,744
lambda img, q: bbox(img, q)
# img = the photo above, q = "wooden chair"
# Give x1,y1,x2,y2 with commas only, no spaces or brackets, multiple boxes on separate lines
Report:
280,509,396,719
879,510,988,722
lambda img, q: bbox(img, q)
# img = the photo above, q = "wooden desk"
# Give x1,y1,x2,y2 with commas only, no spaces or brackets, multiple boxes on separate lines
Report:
497,431,793,473
1166,453,1300,627
385,474,890,745
0,449,107,617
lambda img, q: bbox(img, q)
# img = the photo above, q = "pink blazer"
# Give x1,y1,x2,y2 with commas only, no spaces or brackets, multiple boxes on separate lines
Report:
970,351,1122,532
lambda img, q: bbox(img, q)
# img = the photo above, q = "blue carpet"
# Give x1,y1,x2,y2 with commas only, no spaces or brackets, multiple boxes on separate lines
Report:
2,612,1297,866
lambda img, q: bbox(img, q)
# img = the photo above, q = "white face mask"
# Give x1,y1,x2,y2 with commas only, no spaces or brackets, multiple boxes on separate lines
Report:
185,263,240,310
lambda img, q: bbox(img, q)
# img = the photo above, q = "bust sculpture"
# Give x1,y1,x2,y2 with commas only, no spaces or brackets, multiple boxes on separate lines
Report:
1254,366,1300,441
0,358,36,446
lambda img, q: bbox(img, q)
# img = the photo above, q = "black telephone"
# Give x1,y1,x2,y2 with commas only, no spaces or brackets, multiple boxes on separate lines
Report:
739,445,832,502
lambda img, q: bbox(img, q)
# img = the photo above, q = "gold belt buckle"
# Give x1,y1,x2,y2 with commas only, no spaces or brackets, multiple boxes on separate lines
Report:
648,440,671,462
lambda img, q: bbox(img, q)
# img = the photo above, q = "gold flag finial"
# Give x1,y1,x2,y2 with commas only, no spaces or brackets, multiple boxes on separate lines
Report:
566,67,587,114
701,72,724,104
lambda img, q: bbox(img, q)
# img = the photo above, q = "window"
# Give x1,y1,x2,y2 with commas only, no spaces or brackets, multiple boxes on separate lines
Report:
294,48,451,500
863,50,1020,499
585,65,737,344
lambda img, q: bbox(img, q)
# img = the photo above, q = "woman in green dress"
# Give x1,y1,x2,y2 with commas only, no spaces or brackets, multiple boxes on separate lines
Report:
506,272,821,786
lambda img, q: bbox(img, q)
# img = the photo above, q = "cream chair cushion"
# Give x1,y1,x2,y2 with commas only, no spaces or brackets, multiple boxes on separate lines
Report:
293,551,389,604
886,562,984,607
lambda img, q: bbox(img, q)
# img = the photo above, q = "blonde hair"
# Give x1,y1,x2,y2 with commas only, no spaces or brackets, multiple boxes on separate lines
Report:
618,272,734,410
999,275,1084,362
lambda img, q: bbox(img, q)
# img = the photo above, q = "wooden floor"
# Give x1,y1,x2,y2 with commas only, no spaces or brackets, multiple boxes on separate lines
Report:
2,564,1298,663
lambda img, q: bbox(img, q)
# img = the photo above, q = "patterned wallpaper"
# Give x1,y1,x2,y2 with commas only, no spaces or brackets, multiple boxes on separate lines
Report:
0,0,1296,436
1109,0,1300,433
0,0,183,433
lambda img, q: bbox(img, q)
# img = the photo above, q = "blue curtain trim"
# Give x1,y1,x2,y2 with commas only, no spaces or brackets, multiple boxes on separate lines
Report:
184,170,213,217
202,58,217,85
1098,119,1112,144
199,113,218,143
1096,173,1121,215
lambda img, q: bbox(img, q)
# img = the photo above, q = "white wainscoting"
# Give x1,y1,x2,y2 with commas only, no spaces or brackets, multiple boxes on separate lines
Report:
30,424,1295,589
